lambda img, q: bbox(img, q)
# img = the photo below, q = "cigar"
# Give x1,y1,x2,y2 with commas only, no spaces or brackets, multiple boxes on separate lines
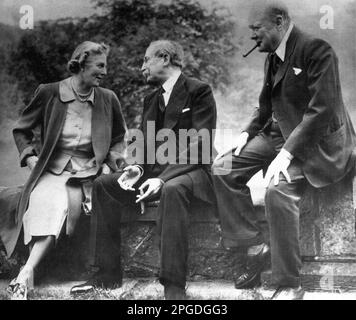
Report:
243,43,259,58
140,189,145,214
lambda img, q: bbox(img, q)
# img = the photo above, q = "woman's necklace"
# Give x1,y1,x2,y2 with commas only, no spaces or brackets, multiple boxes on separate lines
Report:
71,78,93,103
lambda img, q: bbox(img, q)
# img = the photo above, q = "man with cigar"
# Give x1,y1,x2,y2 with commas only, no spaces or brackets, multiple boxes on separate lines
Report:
212,2,355,299
71,40,217,299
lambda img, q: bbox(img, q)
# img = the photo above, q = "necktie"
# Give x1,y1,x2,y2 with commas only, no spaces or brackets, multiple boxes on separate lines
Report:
158,86,166,112
156,86,166,131
268,54,282,132
270,53,281,79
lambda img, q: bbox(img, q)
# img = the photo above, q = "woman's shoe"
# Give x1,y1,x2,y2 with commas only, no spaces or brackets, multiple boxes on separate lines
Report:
7,268,34,300
10,283,29,300
6,278,18,294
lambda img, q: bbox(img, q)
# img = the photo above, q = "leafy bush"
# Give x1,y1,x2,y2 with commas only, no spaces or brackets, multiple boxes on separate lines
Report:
8,0,237,128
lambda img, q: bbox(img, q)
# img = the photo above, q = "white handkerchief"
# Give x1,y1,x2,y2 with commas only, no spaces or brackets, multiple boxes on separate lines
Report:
293,67,302,75
182,108,190,113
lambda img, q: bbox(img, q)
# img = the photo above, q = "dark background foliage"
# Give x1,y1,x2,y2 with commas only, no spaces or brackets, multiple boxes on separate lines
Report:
5,0,237,128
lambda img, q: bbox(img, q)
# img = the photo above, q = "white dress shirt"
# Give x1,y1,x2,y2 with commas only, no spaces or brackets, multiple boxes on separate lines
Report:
274,22,294,62
161,70,182,106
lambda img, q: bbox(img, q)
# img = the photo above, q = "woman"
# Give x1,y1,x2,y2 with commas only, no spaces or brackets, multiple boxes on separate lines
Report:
6,41,127,299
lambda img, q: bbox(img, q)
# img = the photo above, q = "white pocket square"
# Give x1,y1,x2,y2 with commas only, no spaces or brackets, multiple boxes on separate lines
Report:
293,67,302,75
182,108,190,113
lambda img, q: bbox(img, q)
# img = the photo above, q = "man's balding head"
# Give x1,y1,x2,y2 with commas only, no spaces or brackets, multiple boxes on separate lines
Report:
141,40,184,84
248,1,291,53
248,1,290,26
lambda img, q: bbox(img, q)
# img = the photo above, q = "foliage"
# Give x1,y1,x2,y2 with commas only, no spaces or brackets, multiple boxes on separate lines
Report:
8,0,238,128
0,24,23,128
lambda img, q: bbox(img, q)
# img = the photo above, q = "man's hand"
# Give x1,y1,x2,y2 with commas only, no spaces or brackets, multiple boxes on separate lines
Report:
264,149,294,187
117,165,142,191
26,156,39,171
234,132,249,156
215,132,249,161
101,163,111,175
136,178,164,203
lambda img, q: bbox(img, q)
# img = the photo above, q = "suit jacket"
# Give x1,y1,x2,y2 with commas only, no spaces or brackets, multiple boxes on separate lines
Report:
134,73,217,203
243,26,356,188
12,78,127,230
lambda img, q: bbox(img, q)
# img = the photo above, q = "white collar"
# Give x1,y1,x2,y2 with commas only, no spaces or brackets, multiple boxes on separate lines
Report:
162,70,182,93
275,22,294,62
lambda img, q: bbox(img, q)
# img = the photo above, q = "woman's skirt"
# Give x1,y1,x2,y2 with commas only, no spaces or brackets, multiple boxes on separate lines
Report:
22,171,93,245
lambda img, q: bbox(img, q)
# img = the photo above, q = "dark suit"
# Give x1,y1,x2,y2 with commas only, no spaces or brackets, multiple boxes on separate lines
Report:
91,74,217,288
212,26,356,287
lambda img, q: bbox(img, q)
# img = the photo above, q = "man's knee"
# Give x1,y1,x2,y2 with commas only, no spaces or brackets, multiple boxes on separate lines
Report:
212,155,233,177
265,179,299,214
212,156,224,170
93,174,110,189
159,178,191,226
161,178,190,198
265,180,289,202
93,173,121,194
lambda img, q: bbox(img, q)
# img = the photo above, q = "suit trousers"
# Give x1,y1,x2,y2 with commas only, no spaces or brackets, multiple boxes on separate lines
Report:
212,125,306,287
89,170,197,289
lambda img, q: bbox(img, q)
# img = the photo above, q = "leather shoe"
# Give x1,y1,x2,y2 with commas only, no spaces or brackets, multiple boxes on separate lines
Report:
234,243,270,289
164,284,186,300
271,286,305,300
70,272,122,295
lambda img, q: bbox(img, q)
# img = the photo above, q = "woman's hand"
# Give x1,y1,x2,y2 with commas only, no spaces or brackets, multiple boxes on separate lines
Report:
26,156,39,171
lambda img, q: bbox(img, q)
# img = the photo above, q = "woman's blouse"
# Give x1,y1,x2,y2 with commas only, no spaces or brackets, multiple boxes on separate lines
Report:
47,78,99,177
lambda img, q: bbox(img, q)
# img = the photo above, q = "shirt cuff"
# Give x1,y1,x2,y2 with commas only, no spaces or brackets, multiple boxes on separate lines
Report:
19,146,36,167
135,165,144,177
280,148,294,161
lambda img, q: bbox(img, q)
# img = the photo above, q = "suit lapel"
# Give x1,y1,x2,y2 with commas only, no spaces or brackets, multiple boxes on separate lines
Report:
273,26,299,90
142,92,159,134
142,73,188,135
44,96,67,150
265,55,272,84
164,74,188,129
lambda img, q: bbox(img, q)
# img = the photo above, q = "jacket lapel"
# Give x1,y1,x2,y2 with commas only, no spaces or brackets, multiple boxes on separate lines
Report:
259,56,273,113
273,26,299,90
44,95,67,152
30,88,67,195
142,73,189,135
45,79,70,148
164,74,189,129
143,93,159,134
265,55,272,84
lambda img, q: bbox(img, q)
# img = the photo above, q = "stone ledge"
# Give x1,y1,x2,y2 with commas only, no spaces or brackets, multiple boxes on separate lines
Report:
262,261,356,292
1,171,356,290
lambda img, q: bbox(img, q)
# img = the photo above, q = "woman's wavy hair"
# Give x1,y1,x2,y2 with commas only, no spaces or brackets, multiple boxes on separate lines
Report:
67,41,110,74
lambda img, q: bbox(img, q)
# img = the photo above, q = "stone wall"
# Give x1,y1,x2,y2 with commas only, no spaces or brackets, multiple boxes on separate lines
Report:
1,172,356,286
